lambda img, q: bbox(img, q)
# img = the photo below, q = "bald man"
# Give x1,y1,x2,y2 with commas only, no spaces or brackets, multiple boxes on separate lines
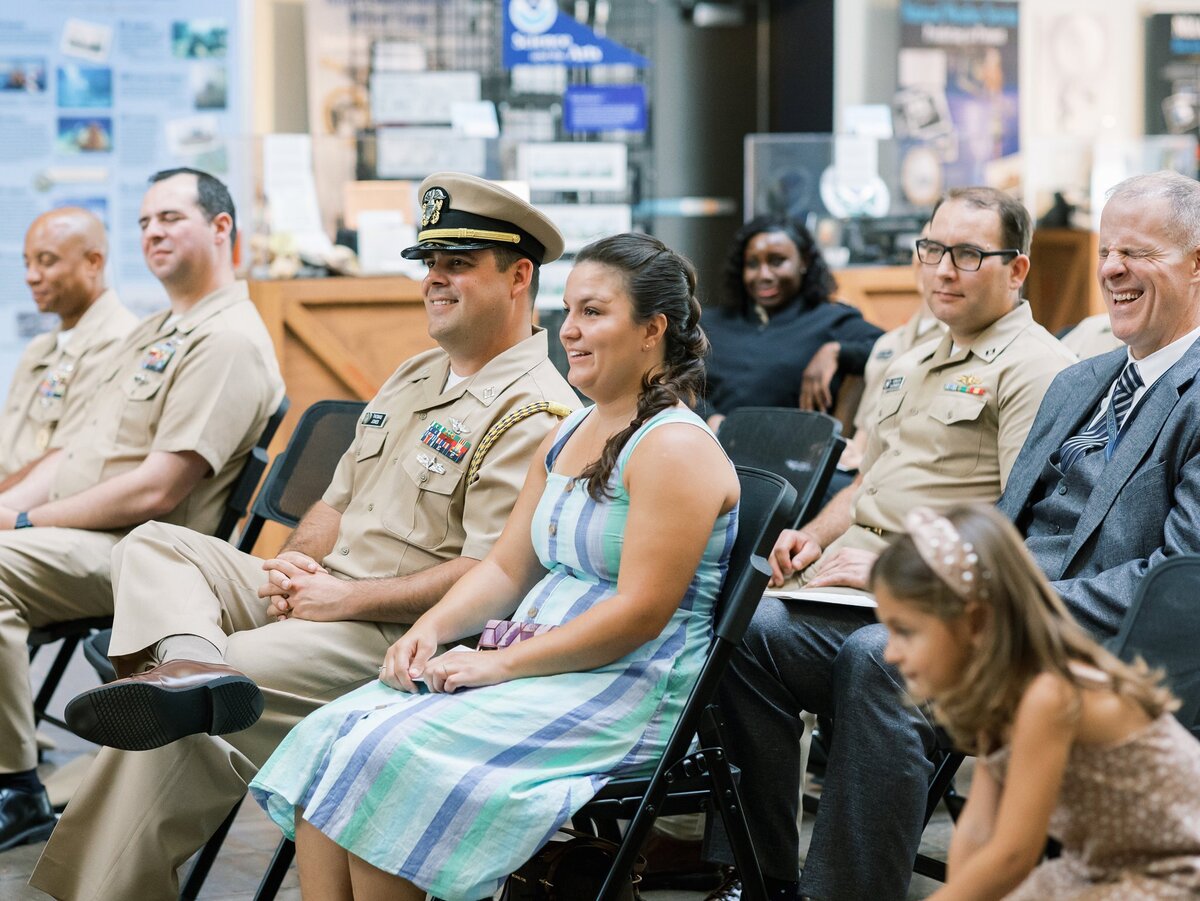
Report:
0,209,137,483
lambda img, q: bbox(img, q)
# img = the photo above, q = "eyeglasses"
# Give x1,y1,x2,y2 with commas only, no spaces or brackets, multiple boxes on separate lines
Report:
915,239,1020,272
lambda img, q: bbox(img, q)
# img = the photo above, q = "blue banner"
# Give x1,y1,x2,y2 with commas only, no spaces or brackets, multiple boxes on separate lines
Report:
503,0,650,68
564,84,646,133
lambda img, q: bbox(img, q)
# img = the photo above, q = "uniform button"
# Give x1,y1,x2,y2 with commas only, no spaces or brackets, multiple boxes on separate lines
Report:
1051,524,1061,534
892,449,901,456
866,487,877,495
548,522,557,536
367,503,374,511
1058,485,1068,495
419,473,428,483
340,547,349,555
909,408,919,416
419,412,427,420
528,607,539,617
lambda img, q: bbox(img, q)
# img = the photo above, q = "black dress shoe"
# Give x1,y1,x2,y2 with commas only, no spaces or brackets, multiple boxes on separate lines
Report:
705,868,743,901
65,659,264,751
0,788,56,851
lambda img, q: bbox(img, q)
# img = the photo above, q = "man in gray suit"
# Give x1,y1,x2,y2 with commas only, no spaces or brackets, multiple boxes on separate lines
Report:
703,170,1200,901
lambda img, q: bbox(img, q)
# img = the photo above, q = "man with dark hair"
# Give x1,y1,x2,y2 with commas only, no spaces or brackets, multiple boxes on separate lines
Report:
0,169,283,851
149,166,237,251
704,187,1074,901
2,208,137,483
31,172,579,901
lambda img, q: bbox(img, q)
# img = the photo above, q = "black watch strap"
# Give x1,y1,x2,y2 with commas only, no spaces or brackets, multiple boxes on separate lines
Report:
14,511,33,529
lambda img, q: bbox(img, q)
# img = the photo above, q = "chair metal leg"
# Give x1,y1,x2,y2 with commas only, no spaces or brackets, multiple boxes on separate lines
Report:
254,837,295,901
179,799,243,900
33,636,83,730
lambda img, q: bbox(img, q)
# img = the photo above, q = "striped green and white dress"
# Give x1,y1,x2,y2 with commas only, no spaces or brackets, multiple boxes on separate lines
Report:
250,405,737,900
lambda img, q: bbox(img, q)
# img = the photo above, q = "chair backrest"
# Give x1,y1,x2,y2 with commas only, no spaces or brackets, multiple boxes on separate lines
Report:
1111,555,1200,738
235,399,366,552
717,407,844,528
646,467,795,779
213,396,291,541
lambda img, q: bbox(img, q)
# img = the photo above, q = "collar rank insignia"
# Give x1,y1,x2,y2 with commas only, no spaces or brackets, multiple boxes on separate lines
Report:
362,411,388,427
882,376,905,392
139,339,178,373
416,452,447,475
944,374,986,396
421,187,448,227
420,420,471,464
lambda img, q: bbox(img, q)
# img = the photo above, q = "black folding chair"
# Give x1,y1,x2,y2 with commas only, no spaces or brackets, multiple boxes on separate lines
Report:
1112,555,1200,740
28,397,290,734
559,466,797,901
174,398,365,901
716,408,844,528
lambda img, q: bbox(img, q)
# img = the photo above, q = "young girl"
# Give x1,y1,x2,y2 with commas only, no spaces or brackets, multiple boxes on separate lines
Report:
871,504,1200,900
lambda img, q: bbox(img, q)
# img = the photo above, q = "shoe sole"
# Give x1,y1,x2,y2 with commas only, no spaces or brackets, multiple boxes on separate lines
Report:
0,816,56,851
64,675,264,751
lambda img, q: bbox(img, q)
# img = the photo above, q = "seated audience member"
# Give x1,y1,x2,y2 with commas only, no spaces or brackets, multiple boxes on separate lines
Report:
872,505,1200,900
697,216,882,431
0,168,283,852
31,173,579,901
712,170,1200,901
2,208,136,482
833,221,945,481
247,232,739,901
1060,310,1123,359
702,186,1074,901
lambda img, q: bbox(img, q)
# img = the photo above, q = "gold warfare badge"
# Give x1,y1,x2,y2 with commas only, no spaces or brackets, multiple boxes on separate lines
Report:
421,187,448,227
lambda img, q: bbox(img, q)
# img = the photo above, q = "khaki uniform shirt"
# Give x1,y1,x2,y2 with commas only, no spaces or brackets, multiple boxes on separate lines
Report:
321,328,580,580
852,312,946,437
1062,312,1123,360
0,290,137,479
847,301,1075,546
51,281,284,536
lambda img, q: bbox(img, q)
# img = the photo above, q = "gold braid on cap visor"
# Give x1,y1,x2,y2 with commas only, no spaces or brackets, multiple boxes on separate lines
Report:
904,506,991,603
418,227,522,244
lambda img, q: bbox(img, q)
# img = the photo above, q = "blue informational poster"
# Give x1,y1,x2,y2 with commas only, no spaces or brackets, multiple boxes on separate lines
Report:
503,0,650,68
564,84,647,133
0,0,250,387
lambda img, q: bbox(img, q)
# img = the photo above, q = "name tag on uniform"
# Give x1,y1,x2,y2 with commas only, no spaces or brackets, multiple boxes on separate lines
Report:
140,339,178,373
362,411,388,427
882,376,905,393
420,420,471,463
875,349,895,361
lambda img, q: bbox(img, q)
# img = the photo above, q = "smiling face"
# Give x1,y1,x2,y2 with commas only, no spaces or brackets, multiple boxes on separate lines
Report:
420,248,525,363
138,173,229,296
560,261,659,402
1097,193,1200,360
742,230,806,312
876,583,977,702
24,214,103,325
924,199,1028,342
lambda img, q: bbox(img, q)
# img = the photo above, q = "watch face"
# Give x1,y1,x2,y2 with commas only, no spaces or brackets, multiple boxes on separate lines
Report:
902,147,943,207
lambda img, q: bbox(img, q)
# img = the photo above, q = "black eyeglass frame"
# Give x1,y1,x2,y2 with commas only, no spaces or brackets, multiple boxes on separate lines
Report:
915,239,1022,272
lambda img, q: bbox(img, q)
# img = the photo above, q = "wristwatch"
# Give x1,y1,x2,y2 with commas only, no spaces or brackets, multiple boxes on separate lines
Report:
14,511,33,529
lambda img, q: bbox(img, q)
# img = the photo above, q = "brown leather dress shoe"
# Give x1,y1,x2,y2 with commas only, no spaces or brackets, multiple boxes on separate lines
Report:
64,659,264,750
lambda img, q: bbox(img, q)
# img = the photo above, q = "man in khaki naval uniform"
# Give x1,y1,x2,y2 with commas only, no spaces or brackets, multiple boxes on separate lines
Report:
1061,310,1124,359
0,167,283,853
700,188,1076,901
0,208,137,483
32,173,579,901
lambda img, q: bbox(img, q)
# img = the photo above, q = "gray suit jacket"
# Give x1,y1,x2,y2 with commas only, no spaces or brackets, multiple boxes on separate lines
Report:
998,338,1200,638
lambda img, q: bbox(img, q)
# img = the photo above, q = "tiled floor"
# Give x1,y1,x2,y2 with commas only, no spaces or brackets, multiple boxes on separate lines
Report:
3,648,959,900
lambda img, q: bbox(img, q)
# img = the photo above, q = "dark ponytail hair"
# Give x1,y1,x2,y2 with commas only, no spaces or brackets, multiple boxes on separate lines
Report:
573,233,709,501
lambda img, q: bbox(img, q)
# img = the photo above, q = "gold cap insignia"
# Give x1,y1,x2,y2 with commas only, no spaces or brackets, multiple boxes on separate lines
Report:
421,187,449,227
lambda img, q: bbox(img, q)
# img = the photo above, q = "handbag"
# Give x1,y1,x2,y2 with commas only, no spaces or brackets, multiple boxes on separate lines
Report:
478,619,557,650
500,827,644,901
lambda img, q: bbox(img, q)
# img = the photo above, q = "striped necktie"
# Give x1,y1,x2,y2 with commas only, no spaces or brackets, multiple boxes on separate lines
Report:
1059,361,1144,473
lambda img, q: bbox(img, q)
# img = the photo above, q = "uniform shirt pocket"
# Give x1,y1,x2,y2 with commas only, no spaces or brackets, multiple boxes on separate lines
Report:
876,390,905,425
355,429,388,462
926,395,988,477
115,370,168,447
382,451,465,550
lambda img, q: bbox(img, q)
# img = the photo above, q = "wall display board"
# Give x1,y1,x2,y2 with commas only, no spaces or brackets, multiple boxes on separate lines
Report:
0,0,250,388
1145,12,1200,137
894,0,1019,198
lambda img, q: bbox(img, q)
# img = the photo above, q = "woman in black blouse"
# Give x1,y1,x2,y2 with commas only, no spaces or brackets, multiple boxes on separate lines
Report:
698,215,883,431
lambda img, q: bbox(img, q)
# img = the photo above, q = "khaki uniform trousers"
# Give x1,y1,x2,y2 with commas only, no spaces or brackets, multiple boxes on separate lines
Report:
32,521,407,901
0,528,122,773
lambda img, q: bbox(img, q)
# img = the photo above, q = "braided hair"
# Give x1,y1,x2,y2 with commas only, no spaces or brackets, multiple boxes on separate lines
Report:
573,233,709,501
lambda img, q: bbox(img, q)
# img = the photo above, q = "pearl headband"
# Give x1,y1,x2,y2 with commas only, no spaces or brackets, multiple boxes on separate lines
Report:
904,507,990,603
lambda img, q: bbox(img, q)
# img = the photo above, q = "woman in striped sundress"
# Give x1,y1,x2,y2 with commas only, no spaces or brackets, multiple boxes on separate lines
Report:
250,233,741,901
